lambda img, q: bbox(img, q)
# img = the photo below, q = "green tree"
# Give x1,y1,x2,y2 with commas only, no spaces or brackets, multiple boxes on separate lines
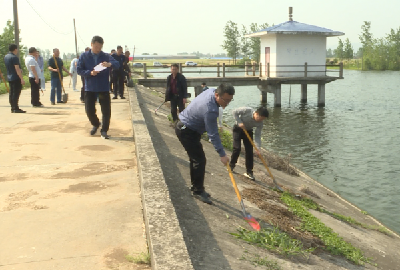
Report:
359,21,373,70
326,48,334,58
248,22,269,63
222,21,241,64
344,38,354,61
334,38,344,60
241,25,250,59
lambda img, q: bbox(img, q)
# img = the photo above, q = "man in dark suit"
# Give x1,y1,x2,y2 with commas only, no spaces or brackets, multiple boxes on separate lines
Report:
165,63,187,123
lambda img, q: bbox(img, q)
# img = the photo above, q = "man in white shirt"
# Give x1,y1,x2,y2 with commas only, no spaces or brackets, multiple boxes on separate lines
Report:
70,55,79,91
25,47,43,107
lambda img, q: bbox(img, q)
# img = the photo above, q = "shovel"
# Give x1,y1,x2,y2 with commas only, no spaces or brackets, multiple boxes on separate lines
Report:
227,164,260,231
242,128,284,192
0,69,10,93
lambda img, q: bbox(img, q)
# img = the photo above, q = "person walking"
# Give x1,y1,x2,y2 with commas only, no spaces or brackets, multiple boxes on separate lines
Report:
229,106,269,180
77,35,119,139
165,63,187,123
48,48,71,105
175,84,235,205
70,55,79,91
80,47,90,103
111,46,126,99
25,47,43,107
123,50,131,85
37,51,45,91
4,44,26,113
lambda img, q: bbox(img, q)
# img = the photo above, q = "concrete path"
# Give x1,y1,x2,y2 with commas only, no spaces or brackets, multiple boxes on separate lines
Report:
0,79,149,270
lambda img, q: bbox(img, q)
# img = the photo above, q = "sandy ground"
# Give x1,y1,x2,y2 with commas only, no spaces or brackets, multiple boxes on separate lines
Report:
0,78,150,270
134,84,400,270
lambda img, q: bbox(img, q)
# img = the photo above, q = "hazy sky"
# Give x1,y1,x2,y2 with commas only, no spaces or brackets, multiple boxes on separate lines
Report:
1,0,399,56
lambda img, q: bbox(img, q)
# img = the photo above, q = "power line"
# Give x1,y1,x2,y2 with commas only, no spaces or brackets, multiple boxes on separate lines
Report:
24,0,73,35
76,30,87,48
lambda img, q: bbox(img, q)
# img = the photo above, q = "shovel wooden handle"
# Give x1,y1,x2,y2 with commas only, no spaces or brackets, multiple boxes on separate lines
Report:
0,69,10,93
53,55,65,94
227,164,242,202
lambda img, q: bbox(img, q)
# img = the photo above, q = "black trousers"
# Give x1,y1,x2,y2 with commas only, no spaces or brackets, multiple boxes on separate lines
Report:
85,91,111,132
29,77,41,106
9,80,22,111
175,121,206,192
112,72,125,97
229,125,254,173
80,76,85,101
170,94,185,121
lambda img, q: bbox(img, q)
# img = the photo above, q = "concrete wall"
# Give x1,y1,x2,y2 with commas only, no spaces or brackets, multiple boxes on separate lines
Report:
260,34,277,77
260,34,327,77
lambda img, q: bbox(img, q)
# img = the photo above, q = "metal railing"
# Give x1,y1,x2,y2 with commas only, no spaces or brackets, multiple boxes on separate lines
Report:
265,62,343,78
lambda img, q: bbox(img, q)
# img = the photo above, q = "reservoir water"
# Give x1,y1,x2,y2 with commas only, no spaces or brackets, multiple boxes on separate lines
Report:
152,67,400,234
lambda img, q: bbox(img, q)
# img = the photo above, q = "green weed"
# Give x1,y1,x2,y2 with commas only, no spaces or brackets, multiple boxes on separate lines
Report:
231,226,314,257
241,251,282,269
126,252,151,265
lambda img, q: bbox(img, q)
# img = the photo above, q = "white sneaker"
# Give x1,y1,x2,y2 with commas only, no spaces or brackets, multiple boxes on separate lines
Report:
244,172,255,180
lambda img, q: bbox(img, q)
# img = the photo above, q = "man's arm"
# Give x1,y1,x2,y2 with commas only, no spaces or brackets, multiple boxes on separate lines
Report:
77,55,92,77
30,65,39,84
107,54,120,69
62,64,71,76
204,111,226,157
48,58,58,72
181,74,188,99
14,64,25,85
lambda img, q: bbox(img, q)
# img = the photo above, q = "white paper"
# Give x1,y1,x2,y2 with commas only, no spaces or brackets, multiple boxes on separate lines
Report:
94,63,107,72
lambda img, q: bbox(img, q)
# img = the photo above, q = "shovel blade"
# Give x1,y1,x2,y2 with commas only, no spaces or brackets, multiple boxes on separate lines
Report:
244,216,261,231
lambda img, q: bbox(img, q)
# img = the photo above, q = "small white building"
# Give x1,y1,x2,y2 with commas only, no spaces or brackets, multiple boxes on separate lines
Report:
247,9,344,78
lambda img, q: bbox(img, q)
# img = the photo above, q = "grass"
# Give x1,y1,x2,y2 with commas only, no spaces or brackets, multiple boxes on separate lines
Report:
201,128,233,151
231,226,314,257
240,251,282,269
281,192,369,265
126,252,151,265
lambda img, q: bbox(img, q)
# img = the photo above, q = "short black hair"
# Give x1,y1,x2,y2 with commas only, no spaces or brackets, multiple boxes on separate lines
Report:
91,36,104,44
111,49,116,53
85,47,90,51
9,44,17,52
171,63,179,69
216,84,235,96
201,82,206,86
117,45,122,50
256,107,269,118
29,47,37,53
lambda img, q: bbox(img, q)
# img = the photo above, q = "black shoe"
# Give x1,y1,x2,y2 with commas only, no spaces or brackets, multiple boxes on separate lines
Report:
57,101,64,104
120,96,126,99
190,187,211,197
12,109,26,113
51,102,56,105
112,97,118,99
90,126,99,135
101,131,110,139
80,99,84,103
192,191,213,205
229,165,235,172
244,172,255,180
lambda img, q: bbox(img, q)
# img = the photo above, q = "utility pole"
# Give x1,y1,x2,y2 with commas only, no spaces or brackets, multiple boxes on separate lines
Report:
13,0,20,57
73,19,78,56
132,45,135,62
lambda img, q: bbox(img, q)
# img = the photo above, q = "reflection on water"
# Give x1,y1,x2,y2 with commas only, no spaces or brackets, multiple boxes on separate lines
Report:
153,68,400,234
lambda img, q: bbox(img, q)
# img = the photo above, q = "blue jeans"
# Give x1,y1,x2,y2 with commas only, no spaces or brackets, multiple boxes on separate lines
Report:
50,77,62,102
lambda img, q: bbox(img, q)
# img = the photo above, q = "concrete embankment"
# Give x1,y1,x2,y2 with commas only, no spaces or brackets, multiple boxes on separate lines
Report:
130,83,400,270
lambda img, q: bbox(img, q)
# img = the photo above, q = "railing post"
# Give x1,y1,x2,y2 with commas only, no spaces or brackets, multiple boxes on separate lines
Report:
267,63,270,78
252,62,256,76
259,62,262,77
222,63,225,78
245,61,249,75
179,63,183,74
339,62,343,78
217,63,220,77
143,63,147,79
304,62,308,77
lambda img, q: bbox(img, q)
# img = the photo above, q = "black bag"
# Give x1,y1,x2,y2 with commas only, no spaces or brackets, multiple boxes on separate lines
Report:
127,78,134,87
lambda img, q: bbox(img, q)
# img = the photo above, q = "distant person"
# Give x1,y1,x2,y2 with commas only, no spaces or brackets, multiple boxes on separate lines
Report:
77,35,119,139
70,55,79,91
175,84,235,205
123,50,131,84
195,82,208,97
201,82,209,91
4,44,26,113
109,49,116,92
111,46,126,99
48,48,71,105
37,51,45,91
80,47,90,103
165,63,187,123
25,47,43,107
229,106,269,180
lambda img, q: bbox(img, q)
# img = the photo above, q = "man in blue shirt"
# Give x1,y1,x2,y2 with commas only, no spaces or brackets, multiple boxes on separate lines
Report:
4,44,26,113
111,46,126,99
48,48,71,105
176,84,235,204
77,36,119,139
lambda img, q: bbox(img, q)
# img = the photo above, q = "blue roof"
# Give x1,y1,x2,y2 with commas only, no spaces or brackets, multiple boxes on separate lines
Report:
248,20,344,37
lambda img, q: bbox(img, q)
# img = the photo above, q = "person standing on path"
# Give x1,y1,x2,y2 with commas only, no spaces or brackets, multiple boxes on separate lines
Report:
165,63,187,123
111,46,126,99
175,84,235,205
80,47,90,103
37,51,45,91
48,48,71,105
4,44,26,113
77,35,119,139
70,55,79,91
123,50,131,84
25,47,43,107
229,106,269,180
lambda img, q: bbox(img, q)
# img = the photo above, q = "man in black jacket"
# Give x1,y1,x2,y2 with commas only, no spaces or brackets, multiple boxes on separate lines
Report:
165,63,187,122
111,46,126,99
